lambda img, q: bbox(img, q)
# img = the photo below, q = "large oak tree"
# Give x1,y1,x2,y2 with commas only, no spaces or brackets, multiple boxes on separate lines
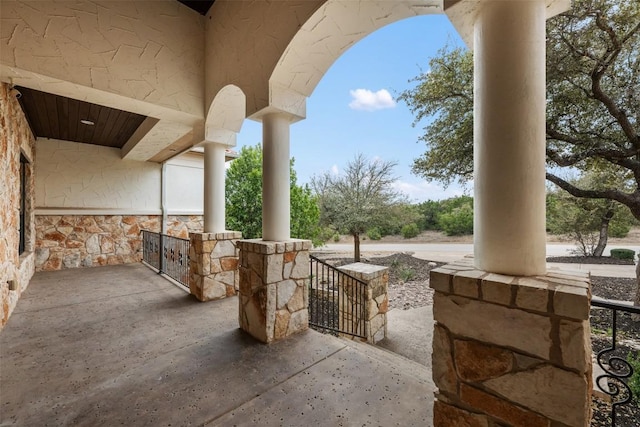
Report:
398,0,639,306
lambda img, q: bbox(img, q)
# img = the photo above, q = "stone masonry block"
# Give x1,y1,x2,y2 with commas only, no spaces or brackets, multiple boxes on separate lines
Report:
454,340,513,382
481,273,514,306
290,251,309,279
433,400,489,427
433,293,552,360
459,384,548,427
515,277,549,312
287,285,306,312
559,319,591,373
554,284,590,320
452,270,485,299
287,309,308,336
432,324,457,395
265,254,284,284
277,279,297,310
483,364,590,427
429,268,452,293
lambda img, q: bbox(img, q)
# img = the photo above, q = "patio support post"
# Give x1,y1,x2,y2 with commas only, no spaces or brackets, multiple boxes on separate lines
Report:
473,0,547,276
261,112,290,241
203,140,226,233
189,141,241,302
432,2,592,426
237,109,311,343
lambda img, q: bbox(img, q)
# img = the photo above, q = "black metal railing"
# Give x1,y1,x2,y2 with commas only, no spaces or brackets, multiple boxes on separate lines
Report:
141,230,190,289
591,297,640,426
309,255,366,339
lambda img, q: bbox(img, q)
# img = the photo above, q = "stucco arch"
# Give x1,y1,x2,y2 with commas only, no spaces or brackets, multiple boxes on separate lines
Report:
205,1,325,120
205,84,246,146
269,0,443,108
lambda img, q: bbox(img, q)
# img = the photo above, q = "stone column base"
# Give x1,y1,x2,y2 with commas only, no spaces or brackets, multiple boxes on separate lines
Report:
430,260,592,427
189,231,241,302
237,239,311,343
338,263,389,344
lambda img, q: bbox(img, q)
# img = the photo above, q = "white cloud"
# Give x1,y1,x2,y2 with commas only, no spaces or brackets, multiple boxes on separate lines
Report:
348,88,396,111
331,164,339,175
391,180,469,203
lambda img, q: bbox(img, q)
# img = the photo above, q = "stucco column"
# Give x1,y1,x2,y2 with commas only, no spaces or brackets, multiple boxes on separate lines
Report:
203,140,226,233
262,112,291,241
473,0,546,276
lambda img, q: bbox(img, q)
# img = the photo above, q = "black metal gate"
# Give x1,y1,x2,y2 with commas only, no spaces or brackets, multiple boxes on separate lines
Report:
308,255,366,338
141,230,190,289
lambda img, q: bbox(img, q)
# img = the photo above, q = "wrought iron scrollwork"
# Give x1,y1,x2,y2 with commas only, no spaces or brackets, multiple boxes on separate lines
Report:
591,298,640,426
596,351,633,425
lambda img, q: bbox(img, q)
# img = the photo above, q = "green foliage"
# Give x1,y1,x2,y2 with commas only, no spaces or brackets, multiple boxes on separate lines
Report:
378,203,421,236
226,144,322,245
416,200,442,231
290,183,322,246
312,154,404,260
401,223,419,239
610,249,635,260
367,227,382,241
628,352,640,403
609,221,631,238
226,145,263,239
398,266,415,282
333,233,341,242
397,46,474,187
546,174,634,255
398,0,640,222
415,196,474,234
438,202,474,236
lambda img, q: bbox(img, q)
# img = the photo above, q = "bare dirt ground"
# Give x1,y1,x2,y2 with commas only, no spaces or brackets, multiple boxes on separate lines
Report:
332,227,640,245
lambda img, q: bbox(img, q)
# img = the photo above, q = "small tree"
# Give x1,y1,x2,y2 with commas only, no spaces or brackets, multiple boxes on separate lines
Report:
226,145,321,244
312,154,404,262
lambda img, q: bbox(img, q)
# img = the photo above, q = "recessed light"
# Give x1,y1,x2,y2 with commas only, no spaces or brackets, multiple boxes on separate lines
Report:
80,119,95,125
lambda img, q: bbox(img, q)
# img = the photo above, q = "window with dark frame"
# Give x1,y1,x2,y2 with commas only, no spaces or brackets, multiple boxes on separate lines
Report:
19,154,28,255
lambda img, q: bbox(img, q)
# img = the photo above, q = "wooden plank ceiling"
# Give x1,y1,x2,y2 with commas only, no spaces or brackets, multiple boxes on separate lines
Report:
17,86,147,149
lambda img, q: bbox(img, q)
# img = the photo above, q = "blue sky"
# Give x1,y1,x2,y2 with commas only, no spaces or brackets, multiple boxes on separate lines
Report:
236,14,468,202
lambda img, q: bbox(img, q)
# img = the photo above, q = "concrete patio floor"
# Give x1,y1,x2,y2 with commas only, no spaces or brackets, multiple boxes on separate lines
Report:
0,264,434,426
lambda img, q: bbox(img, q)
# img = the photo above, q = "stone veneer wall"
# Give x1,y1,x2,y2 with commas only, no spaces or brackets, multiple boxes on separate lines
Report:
35,214,204,271
430,259,592,427
166,215,203,239
1,82,36,328
337,263,389,344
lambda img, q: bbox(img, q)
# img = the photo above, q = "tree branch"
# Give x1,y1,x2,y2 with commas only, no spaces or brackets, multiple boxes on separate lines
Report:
546,172,638,215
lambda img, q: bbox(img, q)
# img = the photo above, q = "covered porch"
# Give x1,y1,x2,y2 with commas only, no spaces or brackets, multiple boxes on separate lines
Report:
0,263,434,426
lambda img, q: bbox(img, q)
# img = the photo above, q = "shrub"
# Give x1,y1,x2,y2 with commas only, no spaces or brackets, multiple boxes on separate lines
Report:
333,233,341,242
399,266,415,282
438,203,474,236
610,248,635,260
608,220,631,238
367,227,382,241
401,223,420,239
628,352,640,403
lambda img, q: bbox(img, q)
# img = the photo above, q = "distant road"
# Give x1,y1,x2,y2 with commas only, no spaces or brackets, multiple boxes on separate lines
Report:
316,242,640,259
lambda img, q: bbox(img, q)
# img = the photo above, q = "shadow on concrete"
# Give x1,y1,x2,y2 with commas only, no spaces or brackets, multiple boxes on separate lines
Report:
1,263,434,426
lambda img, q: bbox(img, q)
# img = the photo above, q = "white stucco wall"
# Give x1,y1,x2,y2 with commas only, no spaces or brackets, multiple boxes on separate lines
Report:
165,153,204,215
1,0,205,120
35,139,161,214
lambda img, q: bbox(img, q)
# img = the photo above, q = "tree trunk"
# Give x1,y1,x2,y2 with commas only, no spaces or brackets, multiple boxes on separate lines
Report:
354,233,360,262
634,260,640,321
593,208,614,257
